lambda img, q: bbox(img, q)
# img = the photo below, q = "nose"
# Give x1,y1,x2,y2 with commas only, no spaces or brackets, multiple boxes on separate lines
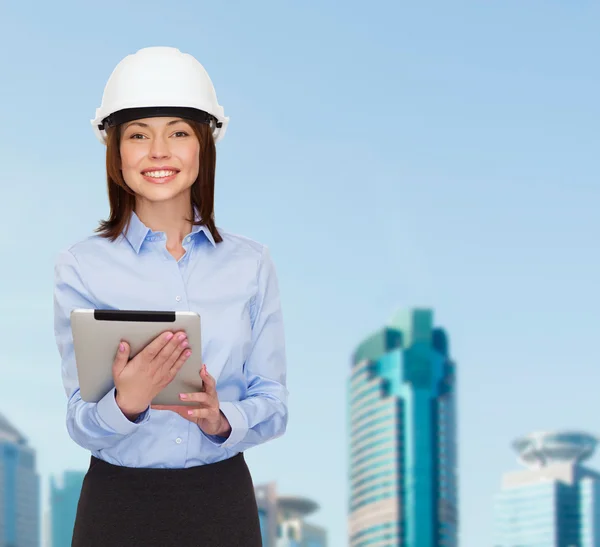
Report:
149,134,171,159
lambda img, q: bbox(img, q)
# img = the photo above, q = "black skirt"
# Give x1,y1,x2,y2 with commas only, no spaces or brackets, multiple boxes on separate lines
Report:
72,452,262,547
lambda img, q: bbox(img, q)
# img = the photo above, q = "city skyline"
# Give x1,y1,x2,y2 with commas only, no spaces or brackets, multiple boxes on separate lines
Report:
3,303,600,545
0,408,327,547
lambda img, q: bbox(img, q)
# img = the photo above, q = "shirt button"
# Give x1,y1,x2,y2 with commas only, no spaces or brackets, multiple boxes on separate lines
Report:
175,296,181,302
175,438,182,444
185,236,191,243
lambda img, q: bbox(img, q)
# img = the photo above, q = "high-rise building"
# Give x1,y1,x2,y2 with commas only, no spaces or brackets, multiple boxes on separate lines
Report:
255,482,327,546
494,430,600,546
49,470,85,547
0,412,40,547
348,308,458,547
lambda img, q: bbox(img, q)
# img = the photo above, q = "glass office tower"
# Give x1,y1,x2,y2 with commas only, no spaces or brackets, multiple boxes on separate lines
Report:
255,482,327,546
348,308,458,547
494,430,600,547
0,412,40,547
50,470,85,547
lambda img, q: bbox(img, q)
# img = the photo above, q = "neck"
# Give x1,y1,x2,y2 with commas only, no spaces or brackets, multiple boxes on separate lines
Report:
135,193,194,247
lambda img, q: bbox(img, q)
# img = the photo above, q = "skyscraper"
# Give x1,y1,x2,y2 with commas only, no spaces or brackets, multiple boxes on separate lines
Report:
255,482,327,546
348,308,458,547
494,430,600,546
49,470,85,547
0,412,40,547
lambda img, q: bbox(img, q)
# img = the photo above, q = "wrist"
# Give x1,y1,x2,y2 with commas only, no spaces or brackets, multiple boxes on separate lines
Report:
115,390,147,422
217,410,232,437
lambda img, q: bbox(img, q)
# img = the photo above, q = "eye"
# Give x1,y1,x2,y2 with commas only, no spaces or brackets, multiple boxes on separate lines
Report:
129,133,147,140
173,131,189,137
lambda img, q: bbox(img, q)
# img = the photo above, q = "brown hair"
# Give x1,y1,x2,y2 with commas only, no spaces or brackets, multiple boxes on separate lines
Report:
95,119,222,244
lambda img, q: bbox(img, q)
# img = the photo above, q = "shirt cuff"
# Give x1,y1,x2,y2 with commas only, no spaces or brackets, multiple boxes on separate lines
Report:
96,387,150,435
202,401,248,449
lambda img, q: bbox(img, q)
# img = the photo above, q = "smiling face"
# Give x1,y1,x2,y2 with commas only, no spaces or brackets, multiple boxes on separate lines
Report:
119,116,201,204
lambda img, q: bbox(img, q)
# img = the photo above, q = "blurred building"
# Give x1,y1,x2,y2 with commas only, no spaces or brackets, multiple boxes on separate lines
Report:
0,412,40,547
494,430,600,546
49,470,85,547
42,508,51,547
255,482,327,546
348,308,458,546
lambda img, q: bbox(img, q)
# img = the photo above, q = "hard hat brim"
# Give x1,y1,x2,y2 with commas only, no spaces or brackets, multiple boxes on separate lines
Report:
99,106,221,131
91,105,229,144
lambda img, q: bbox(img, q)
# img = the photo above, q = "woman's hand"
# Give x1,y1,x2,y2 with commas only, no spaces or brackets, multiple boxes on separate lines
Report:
152,364,232,438
113,330,191,420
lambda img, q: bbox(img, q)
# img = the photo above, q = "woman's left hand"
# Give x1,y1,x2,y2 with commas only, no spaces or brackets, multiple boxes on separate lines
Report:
152,364,232,438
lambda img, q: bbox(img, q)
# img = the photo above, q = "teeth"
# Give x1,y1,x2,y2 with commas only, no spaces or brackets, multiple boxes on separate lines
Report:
144,170,176,178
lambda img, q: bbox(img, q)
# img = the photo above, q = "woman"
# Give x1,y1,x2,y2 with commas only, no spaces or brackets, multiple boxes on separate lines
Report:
53,46,288,546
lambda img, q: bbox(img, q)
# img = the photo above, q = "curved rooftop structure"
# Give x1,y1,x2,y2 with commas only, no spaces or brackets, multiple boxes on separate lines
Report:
277,495,319,518
513,431,598,469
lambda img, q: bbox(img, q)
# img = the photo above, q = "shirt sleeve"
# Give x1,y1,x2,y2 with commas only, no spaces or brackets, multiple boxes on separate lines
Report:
202,245,289,450
54,249,150,452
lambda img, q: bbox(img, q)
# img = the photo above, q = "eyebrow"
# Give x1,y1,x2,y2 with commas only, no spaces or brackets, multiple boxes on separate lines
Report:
125,119,189,129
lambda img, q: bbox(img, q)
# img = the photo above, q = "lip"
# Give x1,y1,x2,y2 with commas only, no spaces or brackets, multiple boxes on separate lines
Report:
141,166,180,184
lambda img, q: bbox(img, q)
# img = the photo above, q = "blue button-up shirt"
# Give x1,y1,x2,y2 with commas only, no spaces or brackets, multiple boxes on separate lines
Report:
53,212,288,468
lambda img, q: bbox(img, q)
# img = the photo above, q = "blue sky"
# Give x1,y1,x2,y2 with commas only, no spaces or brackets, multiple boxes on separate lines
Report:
1,1,599,545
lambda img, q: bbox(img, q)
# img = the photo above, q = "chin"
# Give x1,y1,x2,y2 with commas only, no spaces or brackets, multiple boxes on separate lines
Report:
137,182,193,202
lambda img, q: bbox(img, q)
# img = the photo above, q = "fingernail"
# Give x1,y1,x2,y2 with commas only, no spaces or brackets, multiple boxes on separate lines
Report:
178,333,187,341
165,332,174,340
185,350,191,357
119,343,125,352
181,341,188,348
187,410,193,416
179,393,187,399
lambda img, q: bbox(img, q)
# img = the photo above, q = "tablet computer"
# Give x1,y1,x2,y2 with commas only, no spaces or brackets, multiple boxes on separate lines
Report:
70,309,203,406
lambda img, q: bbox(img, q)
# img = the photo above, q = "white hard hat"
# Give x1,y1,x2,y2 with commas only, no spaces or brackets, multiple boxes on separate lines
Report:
91,46,229,144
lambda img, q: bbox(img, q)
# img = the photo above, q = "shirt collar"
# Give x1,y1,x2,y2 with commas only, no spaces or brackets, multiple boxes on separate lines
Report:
123,208,217,253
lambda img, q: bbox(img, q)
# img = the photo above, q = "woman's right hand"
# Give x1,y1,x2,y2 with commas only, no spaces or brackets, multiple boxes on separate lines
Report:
112,330,191,420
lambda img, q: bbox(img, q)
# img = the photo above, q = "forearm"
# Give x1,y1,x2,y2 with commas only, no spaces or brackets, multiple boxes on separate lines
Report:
66,387,149,451
231,394,288,447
